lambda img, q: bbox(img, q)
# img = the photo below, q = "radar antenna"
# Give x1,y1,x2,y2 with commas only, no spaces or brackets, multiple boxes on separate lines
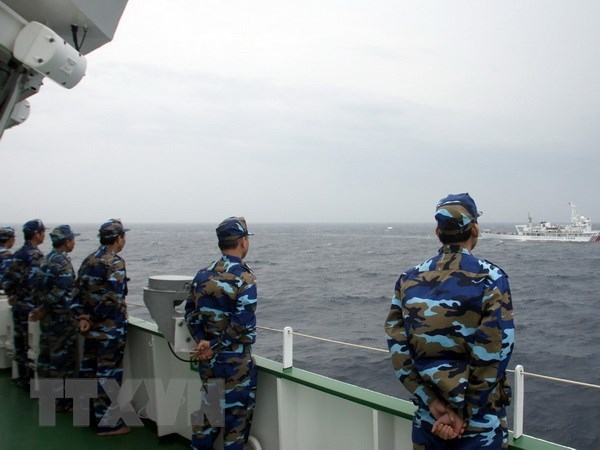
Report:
569,202,577,224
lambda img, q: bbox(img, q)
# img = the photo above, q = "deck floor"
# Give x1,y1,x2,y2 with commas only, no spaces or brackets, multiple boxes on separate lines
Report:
0,369,190,449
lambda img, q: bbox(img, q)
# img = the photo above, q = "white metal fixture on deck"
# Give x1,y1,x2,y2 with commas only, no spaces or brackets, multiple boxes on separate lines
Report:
0,0,128,137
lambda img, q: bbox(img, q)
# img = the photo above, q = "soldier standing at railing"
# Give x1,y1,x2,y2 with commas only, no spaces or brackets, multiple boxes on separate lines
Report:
385,193,515,449
71,219,130,436
30,225,80,412
2,220,46,391
0,226,16,281
185,217,258,450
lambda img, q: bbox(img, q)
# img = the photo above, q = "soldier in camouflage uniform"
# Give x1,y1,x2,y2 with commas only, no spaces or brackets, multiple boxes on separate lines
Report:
33,225,80,411
185,217,258,450
0,226,16,282
71,219,130,436
2,219,46,390
385,193,515,449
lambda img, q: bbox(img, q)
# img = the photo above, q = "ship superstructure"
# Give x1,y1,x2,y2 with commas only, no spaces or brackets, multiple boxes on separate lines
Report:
483,203,600,242
0,0,128,139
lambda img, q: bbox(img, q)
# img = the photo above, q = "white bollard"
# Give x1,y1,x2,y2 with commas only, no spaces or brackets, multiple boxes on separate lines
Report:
283,326,293,369
513,365,525,439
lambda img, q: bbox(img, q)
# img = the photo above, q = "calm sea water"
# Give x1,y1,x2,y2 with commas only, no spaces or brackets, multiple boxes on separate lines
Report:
22,223,600,449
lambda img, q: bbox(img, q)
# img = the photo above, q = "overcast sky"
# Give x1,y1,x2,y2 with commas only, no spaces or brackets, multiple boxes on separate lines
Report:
2,0,600,225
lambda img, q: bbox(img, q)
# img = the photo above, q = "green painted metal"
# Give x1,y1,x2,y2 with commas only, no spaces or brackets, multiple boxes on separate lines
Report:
0,369,189,449
129,316,163,337
510,436,574,450
254,356,574,450
255,355,416,419
129,318,573,450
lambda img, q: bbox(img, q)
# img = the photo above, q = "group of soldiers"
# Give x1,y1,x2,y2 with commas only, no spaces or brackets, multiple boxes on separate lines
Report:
0,219,131,436
0,216,259,447
0,194,514,450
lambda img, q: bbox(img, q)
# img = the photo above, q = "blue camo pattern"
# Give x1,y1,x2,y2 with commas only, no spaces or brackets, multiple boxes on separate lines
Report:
194,353,257,450
412,413,509,449
185,254,258,450
36,249,77,378
0,248,12,286
2,242,44,383
71,246,128,326
2,242,44,310
185,254,257,353
385,244,515,449
71,245,128,432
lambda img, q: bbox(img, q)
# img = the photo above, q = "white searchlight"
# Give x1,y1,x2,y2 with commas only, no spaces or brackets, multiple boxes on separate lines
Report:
13,21,87,88
143,275,196,353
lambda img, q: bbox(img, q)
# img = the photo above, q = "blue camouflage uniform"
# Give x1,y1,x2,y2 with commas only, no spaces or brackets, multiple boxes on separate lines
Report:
2,220,46,388
0,226,15,282
36,225,79,381
71,220,129,433
185,217,258,450
385,194,515,450
0,247,11,281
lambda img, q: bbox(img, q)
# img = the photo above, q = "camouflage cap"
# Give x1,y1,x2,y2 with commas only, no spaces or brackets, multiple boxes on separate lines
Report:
23,219,46,234
216,217,253,242
50,225,80,244
98,219,130,239
0,226,15,241
435,193,482,235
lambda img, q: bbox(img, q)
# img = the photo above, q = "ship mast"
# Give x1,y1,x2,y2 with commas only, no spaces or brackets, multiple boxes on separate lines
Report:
569,202,577,225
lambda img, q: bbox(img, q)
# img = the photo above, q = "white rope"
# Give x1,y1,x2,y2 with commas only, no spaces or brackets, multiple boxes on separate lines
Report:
516,370,600,389
292,331,389,353
256,325,600,389
257,325,387,353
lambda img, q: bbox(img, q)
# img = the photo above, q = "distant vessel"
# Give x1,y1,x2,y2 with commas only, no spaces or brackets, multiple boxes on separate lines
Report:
482,203,600,242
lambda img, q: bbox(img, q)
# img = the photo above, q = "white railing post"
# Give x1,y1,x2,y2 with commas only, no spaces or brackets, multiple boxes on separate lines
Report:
283,326,293,369
513,364,525,439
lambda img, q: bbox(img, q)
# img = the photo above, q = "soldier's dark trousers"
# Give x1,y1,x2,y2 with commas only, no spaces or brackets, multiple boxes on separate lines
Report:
192,352,258,450
79,325,127,433
38,314,77,378
12,307,32,387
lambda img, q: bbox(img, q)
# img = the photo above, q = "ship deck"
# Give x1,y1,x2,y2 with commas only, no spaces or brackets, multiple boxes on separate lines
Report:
0,316,574,450
0,369,189,450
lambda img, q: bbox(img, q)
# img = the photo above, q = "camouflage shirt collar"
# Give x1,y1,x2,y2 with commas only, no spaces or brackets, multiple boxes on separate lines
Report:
439,244,472,255
221,254,243,265
100,245,117,256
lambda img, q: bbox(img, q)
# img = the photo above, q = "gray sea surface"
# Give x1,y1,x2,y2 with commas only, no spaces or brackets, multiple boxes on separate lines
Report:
23,222,600,450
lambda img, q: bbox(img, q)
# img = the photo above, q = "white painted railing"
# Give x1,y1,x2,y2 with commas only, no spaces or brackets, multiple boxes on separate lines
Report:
258,325,600,441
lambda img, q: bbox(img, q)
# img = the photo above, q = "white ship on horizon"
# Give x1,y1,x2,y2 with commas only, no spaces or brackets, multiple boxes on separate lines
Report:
482,203,600,242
